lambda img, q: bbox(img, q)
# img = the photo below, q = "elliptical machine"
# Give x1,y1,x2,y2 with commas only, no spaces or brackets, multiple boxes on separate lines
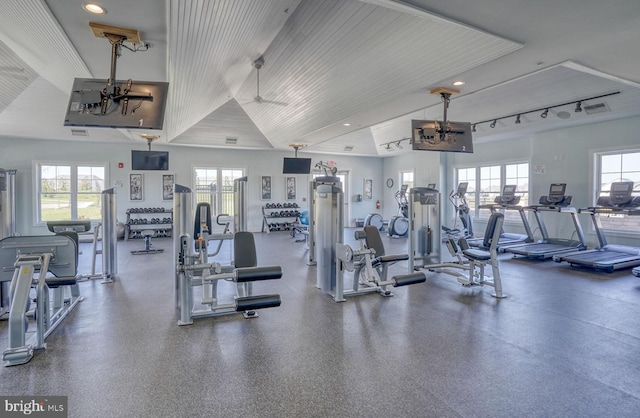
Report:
388,184,409,237
441,182,474,241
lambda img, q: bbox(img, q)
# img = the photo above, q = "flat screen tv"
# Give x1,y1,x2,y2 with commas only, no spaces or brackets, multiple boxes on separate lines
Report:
411,120,473,153
131,150,169,170
283,157,312,174
64,78,169,130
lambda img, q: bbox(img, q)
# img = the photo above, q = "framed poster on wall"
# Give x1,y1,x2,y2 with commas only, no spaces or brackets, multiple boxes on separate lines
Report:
162,174,175,200
363,178,373,200
261,175,272,200
286,176,296,200
130,173,143,201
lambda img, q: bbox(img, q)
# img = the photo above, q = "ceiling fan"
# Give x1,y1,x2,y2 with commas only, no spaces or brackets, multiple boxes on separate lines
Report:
246,56,288,106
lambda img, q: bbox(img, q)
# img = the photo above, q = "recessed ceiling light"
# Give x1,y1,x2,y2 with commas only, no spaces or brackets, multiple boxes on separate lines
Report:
343,123,351,126
82,3,106,14
452,81,465,86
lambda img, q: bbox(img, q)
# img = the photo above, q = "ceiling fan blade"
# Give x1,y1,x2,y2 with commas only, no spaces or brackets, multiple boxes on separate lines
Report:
259,99,288,107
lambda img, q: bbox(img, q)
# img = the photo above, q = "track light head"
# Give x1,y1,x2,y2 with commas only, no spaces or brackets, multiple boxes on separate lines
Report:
515,114,521,124
541,109,549,118
490,120,497,128
396,141,403,149
472,124,476,132
575,101,582,113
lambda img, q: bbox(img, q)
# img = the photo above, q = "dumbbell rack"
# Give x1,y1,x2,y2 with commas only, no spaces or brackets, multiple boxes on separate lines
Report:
261,203,300,233
125,207,173,240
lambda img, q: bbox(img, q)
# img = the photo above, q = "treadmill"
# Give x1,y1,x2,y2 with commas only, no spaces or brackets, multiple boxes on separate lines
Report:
468,184,534,250
553,182,640,272
503,183,587,260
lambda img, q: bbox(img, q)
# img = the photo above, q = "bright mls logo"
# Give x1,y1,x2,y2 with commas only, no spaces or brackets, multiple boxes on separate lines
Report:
1,396,67,417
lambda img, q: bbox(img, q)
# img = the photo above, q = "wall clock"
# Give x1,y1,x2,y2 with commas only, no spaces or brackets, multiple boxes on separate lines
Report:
386,178,394,188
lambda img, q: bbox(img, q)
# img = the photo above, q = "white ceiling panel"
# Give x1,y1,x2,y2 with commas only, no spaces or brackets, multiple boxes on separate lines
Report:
0,41,39,111
307,128,379,156
0,0,90,92
166,0,303,141
170,99,273,149
235,0,521,148
1,0,640,156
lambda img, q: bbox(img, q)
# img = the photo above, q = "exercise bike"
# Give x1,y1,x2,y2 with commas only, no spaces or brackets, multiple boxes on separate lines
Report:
441,182,474,241
388,184,409,237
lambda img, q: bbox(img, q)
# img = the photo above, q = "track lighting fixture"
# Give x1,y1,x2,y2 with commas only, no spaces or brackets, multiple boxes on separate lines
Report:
380,137,411,151
470,91,619,132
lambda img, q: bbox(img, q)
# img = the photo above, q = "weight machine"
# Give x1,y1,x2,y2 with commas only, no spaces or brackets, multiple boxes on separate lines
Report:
0,234,83,366
335,226,425,301
408,186,506,297
173,185,282,325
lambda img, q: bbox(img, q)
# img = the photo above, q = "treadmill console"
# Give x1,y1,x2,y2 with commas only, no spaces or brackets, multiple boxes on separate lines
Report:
498,184,521,205
538,183,572,206
427,183,436,189
608,181,633,205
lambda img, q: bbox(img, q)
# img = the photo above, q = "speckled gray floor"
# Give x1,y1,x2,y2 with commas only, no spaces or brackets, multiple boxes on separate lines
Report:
1,229,640,417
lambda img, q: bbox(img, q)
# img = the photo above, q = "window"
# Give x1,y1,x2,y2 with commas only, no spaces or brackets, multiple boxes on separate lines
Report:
478,165,501,218
38,163,106,222
400,170,414,192
194,167,244,216
457,167,476,212
595,150,640,232
456,161,529,221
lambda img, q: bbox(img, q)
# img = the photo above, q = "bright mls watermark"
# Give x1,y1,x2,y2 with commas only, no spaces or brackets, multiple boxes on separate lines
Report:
1,396,67,417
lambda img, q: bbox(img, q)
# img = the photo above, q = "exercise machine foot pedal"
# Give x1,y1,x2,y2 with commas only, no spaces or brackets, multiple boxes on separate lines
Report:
235,294,282,312
392,272,426,287
3,346,34,367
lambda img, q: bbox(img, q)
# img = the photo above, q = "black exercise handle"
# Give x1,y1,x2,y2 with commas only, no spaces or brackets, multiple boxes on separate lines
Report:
392,272,426,287
235,266,283,282
235,294,282,311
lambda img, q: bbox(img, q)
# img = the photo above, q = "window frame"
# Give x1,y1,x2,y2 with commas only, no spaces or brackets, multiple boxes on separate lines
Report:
592,148,640,236
34,160,108,225
193,166,245,216
454,159,530,222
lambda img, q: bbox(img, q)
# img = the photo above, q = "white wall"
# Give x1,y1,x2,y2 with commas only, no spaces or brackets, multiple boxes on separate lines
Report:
0,137,383,235
381,151,441,219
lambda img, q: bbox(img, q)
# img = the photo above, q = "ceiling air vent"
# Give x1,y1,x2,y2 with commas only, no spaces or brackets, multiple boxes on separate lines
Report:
70,128,88,137
343,145,354,152
225,137,238,145
584,102,610,115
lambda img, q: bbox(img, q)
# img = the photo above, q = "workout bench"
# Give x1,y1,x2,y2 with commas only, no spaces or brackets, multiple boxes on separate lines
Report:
335,225,425,301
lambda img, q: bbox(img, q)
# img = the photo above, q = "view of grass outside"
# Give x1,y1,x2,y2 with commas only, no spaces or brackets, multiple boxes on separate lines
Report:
39,164,105,221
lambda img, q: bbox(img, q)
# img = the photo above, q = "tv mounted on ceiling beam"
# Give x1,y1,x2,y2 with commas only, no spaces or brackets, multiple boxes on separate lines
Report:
64,78,169,130
411,120,474,153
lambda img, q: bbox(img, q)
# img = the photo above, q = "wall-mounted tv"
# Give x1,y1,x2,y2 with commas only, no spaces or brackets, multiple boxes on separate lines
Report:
131,150,169,171
64,78,169,130
411,120,473,153
283,157,312,174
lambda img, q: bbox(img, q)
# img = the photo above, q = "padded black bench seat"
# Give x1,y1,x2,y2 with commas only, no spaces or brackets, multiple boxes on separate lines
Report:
463,249,491,261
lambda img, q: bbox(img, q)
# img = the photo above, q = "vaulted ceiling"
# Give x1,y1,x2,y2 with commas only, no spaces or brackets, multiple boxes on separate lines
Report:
1,0,639,157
